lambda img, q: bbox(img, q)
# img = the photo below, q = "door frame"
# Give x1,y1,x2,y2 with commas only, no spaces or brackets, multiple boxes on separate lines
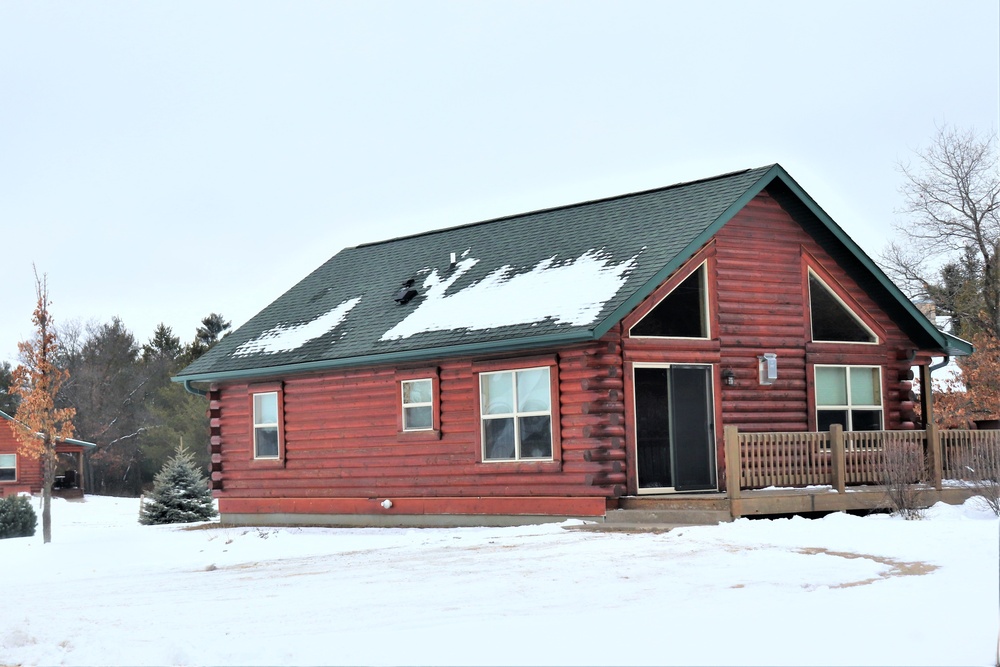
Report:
629,362,720,495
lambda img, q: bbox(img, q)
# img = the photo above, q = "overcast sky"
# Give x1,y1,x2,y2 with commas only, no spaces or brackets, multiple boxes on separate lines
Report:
1,1,997,365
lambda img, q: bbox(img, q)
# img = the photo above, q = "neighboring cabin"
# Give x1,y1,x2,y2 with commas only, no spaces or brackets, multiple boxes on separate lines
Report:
0,411,96,498
173,164,971,525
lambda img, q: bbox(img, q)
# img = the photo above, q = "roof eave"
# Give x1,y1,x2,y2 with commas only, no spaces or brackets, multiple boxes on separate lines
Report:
172,329,598,385
766,169,972,357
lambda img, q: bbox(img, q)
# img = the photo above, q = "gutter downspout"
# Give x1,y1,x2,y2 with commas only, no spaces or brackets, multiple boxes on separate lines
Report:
183,380,209,397
928,356,951,373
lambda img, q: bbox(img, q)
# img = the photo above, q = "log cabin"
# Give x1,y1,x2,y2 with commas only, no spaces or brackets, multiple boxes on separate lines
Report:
173,164,974,525
0,410,96,498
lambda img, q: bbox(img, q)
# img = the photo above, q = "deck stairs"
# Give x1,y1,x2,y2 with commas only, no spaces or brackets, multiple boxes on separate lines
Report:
570,494,733,533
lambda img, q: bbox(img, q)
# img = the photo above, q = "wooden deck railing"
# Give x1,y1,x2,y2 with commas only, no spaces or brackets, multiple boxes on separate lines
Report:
723,425,999,495
941,429,1000,481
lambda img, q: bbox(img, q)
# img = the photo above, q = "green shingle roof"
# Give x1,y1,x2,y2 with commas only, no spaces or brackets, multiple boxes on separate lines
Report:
174,164,970,385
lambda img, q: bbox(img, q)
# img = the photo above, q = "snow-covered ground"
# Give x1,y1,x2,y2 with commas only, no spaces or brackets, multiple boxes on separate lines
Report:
1,496,997,666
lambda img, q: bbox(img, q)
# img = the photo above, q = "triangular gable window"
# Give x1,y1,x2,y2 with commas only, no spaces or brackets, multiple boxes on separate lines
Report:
809,273,877,343
630,264,708,338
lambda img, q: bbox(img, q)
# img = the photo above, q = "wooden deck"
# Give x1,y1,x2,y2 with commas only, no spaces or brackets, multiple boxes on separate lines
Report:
609,427,997,522
614,485,981,520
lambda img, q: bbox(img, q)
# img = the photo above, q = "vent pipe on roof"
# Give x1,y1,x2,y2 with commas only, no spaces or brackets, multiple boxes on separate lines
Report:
394,279,418,305
450,252,457,268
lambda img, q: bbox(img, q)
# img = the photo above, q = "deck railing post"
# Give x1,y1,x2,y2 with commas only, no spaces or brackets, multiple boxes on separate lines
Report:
830,424,846,493
724,425,742,518
926,423,942,490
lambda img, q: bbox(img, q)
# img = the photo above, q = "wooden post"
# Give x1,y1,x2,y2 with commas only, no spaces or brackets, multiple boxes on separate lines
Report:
830,424,846,494
919,364,935,428
926,423,942,490
724,425,742,518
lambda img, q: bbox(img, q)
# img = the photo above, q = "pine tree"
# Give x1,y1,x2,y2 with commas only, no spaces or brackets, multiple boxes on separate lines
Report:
139,444,217,525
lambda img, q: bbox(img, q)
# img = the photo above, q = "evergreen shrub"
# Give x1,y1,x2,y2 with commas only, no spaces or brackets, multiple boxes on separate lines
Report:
0,494,37,538
139,445,217,525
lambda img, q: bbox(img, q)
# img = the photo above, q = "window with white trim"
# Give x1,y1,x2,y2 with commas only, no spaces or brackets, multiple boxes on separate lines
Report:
630,263,709,339
480,367,552,461
401,378,434,431
809,272,877,343
0,454,14,482
253,392,280,459
815,365,883,431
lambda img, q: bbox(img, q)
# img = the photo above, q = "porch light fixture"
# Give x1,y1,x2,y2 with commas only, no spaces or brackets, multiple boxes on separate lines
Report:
758,353,777,385
721,368,736,386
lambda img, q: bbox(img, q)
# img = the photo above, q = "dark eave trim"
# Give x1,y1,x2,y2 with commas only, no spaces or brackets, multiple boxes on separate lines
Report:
172,330,596,385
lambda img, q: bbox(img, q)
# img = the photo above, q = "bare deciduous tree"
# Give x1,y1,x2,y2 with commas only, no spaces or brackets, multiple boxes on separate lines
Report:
881,125,1000,339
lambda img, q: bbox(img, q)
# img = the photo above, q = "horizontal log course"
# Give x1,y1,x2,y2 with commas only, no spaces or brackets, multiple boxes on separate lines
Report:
582,448,626,462
219,475,597,495
624,349,722,365
580,377,624,391
591,473,627,486
559,388,615,406
581,401,625,415
289,442,466,460
561,412,623,428
562,460,624,475
718,335,808,349
727,421,809,433
560,436,623,452
581,424,626,438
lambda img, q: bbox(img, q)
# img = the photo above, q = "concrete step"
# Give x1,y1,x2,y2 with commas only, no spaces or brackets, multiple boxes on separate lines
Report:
618,495,730,512
604,508,732,525
564,522,687,534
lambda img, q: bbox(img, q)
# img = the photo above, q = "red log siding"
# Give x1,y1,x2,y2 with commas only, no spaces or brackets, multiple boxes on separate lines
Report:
618,190,924,492
212,336,626,510
212,190,930,511
0,420,41,496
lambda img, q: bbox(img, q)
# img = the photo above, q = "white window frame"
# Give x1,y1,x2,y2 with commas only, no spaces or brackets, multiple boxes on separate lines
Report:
629,262,711,341
480,366,553,462
808,270,879,345
0,453,15,482
401,378,434,431
814,364,884,432
253,391,280,460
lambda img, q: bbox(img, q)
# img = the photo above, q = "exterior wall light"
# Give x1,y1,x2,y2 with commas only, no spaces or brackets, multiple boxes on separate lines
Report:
758,353,777,385
721,368,736,386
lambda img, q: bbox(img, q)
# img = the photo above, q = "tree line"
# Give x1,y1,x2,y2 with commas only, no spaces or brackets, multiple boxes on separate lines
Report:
1,313,230,496
880,125,1000,426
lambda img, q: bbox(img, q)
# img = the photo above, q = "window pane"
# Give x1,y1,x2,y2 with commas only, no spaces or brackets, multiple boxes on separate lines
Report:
810,275,875,343
481,372,513,415
0,455,14,482
816,367,847,406
254,393,278,425
404,405,433,430
517,368,550,412
483,418,515,459
817,409,848,432
849,368,880,406
518,416,552,458
402,379,432,405
631,266,706,338
851,409,882,431
255,426,279,458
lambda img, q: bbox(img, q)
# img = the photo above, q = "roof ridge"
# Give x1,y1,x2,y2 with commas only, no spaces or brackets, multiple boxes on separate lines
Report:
354,165,772,250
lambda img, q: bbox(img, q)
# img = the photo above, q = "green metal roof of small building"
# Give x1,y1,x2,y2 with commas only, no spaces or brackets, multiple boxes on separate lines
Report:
174,164,971,385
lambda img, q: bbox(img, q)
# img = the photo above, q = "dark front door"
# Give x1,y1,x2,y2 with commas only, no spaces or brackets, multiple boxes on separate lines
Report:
635,365,717,492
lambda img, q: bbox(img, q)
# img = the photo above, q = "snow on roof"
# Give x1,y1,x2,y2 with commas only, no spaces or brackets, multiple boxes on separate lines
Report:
233,297,362,357
380,249,642,341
